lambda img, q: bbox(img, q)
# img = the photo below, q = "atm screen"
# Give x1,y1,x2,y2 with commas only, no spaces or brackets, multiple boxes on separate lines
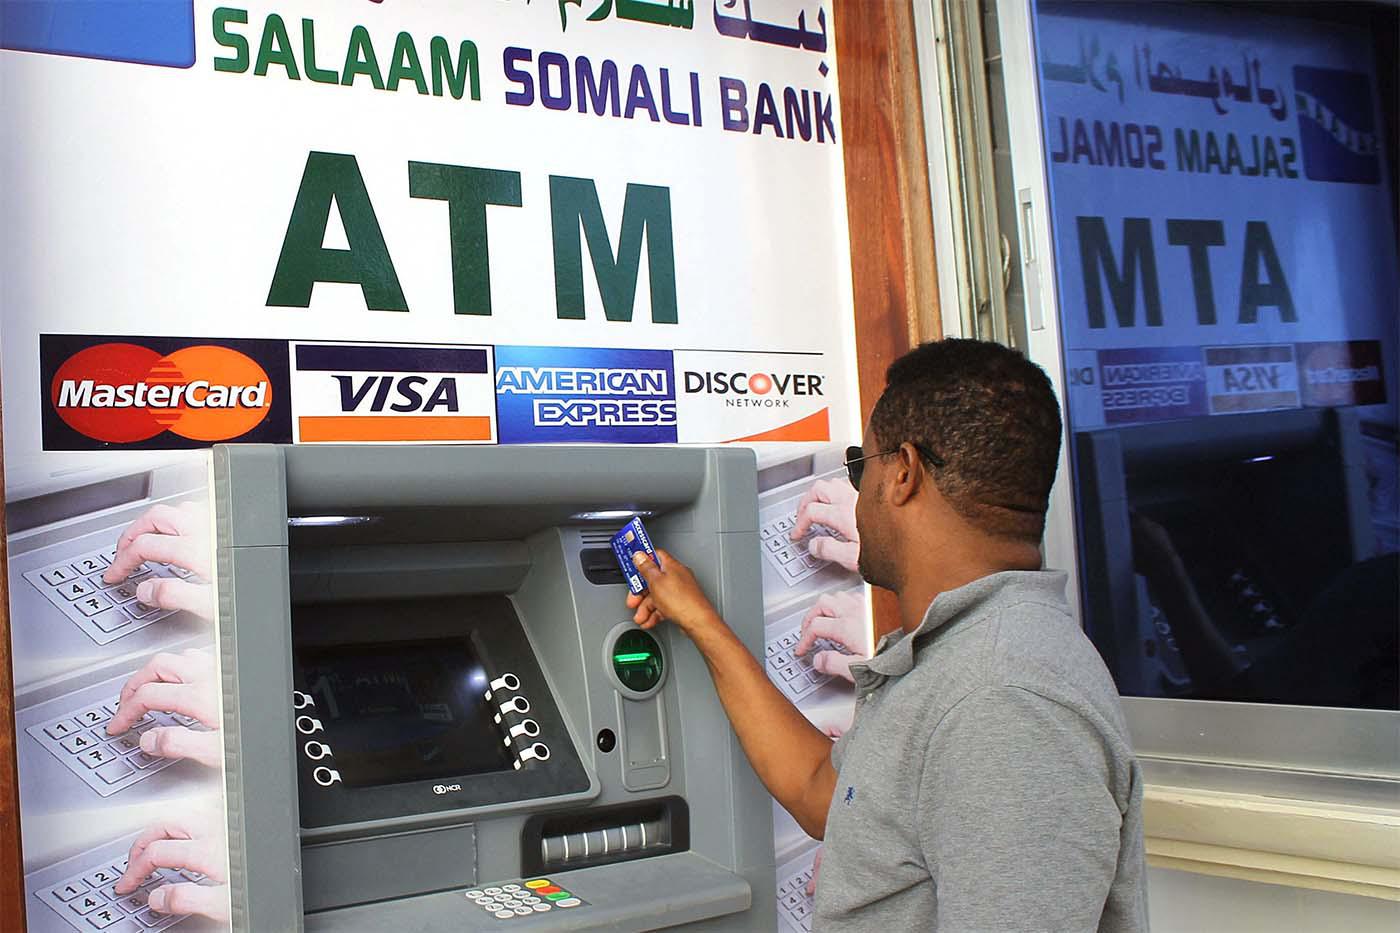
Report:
296,638,513,787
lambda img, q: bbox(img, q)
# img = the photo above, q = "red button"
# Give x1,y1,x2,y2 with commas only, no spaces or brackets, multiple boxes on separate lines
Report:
536,885,562,895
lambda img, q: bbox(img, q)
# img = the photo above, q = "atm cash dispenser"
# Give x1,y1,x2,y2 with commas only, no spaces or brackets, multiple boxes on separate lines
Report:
211,444,775,931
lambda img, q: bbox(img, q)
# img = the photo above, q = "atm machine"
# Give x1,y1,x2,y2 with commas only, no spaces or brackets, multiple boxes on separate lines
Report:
1075,407,1376,699
212,444,775,931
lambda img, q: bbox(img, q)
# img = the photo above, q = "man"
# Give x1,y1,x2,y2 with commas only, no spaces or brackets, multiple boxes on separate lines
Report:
626,339,1148,932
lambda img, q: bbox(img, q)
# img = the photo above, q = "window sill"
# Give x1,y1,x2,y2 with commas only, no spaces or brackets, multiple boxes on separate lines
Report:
1144,783,1400,900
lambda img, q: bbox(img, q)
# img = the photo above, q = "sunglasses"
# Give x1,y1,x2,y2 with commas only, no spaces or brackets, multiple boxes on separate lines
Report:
844,443,945,491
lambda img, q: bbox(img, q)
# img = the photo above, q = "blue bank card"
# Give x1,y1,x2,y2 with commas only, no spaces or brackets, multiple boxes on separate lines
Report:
611,517,660,594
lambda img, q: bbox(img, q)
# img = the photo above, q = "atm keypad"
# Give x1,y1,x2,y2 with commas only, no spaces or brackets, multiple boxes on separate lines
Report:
27,697,209,797
765,625,847,703
24,547,193,645
777,860,816,932
761,515,840,586
39,859,205,933
465,878,588,919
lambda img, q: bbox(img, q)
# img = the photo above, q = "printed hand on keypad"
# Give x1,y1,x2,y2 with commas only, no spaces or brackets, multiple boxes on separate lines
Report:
806,846,824,898
791,479,860,572
105,650,221,768
102,502,213,620
812,707,854,739
113,813,229,923
794,591,867,683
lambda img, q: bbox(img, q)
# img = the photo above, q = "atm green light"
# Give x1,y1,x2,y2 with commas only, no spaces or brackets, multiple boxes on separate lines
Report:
611,630,664,694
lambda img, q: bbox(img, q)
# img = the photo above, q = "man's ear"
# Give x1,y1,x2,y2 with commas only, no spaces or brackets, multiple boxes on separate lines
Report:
886,442,924,507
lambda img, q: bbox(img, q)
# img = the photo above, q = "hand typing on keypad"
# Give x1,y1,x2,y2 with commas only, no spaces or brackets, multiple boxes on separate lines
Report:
114,813,229,923
806,846,823,898
791,478,860,572
103,502,213,621
793,591,867,684
106,650,221,769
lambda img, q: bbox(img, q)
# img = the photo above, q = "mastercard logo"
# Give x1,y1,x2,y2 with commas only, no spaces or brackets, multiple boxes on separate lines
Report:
51,343,273,443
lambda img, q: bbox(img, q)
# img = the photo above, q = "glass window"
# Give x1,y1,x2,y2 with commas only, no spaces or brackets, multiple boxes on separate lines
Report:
1030,1,1398,709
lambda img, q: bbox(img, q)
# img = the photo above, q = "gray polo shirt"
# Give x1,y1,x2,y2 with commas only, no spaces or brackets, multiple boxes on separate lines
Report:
815,570,1148,932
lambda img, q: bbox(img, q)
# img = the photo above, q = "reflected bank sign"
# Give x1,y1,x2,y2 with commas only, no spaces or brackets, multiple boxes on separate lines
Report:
1035,4,1396,428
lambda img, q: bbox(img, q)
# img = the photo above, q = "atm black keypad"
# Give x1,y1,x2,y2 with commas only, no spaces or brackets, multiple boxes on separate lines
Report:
27,696,210,797
39,859,201,932
24,546,193,645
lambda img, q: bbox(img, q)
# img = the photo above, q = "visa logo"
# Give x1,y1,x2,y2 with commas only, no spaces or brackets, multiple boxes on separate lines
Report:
334,374,462,413
291,342,495,444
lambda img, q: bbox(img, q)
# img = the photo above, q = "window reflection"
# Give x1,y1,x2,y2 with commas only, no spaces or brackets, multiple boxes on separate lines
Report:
1032,1,1398,708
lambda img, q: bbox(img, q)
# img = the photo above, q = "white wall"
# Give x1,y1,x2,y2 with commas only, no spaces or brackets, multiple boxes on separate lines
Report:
1148,868,1400,933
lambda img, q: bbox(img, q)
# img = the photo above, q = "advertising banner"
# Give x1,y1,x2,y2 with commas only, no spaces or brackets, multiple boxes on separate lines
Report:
2,1,863,929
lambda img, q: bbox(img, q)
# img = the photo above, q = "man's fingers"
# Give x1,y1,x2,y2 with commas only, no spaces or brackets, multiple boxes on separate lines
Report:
812,650,857,683
108,682,216,735
630,551,661,581
794,481,831,520
807,537,860,572
625,592,643,611
792,500,847,540
136,578,215,620
132,533,204,572
114,824,192,894
117,650,206,702
125,839,225,889
794,615,854,656
141,726,222,769
106,506,197,575
107,532,208,584
800,596,838,632
148,882,230,922
107,511,193,580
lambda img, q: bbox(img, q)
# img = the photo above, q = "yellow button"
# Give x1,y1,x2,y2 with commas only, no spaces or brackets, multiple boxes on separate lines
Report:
524,880,550,890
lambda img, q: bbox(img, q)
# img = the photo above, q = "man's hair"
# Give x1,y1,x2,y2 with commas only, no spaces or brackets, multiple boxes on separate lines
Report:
869,339,1062,542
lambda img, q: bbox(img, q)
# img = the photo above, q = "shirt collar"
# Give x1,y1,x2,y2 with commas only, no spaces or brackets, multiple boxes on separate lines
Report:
849,570,1069,686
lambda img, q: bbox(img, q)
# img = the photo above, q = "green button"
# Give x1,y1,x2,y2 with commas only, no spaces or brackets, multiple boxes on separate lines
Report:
612,629,663,694
545,892,571,901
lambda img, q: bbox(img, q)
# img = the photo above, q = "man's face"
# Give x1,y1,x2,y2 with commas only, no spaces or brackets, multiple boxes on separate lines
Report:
854,428,899,592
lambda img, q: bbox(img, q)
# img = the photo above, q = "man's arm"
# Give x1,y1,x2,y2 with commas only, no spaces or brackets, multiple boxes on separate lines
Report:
628,551,838,838
921,685,1130,932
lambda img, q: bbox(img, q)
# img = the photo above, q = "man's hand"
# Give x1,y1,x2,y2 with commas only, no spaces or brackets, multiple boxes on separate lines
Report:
102,502,214,620
619,547,838,839
625,549,722,634
792,478,860,572
806,847,824,897
105,650,221,768
794,591,868,683
113,814,229,922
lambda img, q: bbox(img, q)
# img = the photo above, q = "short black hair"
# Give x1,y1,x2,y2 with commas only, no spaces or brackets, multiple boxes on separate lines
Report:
869,339,1062,542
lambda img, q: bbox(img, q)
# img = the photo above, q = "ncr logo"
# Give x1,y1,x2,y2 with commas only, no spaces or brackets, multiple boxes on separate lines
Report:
41,335,291,450
290,342,496,444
